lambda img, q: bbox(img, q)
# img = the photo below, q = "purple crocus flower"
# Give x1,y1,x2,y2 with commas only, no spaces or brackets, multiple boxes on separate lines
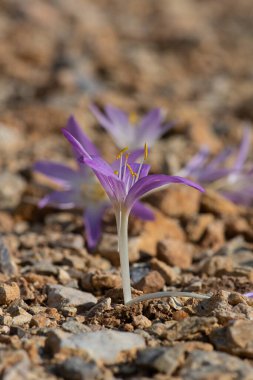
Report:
62,127,206,305
89,104,173,150
180,127,253,205
34,116,154,249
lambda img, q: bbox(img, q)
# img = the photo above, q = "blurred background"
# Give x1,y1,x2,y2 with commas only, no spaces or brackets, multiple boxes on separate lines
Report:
0,0,253,196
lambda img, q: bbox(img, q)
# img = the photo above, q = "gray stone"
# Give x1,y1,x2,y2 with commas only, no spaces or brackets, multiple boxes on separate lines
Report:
12,312,32,326
46,329,146,364
62,320,91,334
150,316,218,341
49,233,85,251
179,349,253,379
57,357,103,380
0,237,16,276
32,261,59,276
0,172,26,209
137,345,185,375
210,320,253,358
0,350,31,380
0,124,22,154
197,291,253,323
47,285,97,310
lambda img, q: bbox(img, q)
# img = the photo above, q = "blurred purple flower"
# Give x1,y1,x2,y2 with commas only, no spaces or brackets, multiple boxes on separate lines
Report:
34,116,154,249
63,126,204,304
89,104,173,150
244,292,253,298
180,126,253,205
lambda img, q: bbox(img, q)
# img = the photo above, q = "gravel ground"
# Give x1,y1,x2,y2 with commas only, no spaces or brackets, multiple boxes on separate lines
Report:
0,1,253,379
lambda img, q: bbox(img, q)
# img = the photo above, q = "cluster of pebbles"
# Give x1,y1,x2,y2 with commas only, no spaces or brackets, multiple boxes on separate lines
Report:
0,0,253,379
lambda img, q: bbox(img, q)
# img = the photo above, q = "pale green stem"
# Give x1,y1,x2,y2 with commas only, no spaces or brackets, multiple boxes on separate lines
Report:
116,207,132,304
125,291,211,306
115,207,210,306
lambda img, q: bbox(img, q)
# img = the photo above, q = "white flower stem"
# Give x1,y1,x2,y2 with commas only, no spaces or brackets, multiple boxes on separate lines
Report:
117,208,132,304
125,291,211,306
116,207,210,306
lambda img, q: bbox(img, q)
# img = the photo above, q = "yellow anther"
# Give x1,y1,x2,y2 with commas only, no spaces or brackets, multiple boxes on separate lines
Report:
114,170,119,176
116,147,129,159
129,112,138,125
127,163,137,177
144,143,148,160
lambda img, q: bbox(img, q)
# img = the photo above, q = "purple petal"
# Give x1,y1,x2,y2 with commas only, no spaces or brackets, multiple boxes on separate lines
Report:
128,163,151,178
128,148,146,162
66,115,99,156
131,201,155,220
221,187,253,205
89,104,116,133
244,292,253,298
181,146,209,176
157,122,174,136
34,161,79,188
126,175,204,210
105,105,129,127
80,156,126,203
110,148,145,172
197,168,233,182
90,104,132,148
84,202,109,249
234,126,251,170
38,190,77,209
62,128,91,158
138,108,163,133
136,108,173,144
81,157,115,177
207,147,234,169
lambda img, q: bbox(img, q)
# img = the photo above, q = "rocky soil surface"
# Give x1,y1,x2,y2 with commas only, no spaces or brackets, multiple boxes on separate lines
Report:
0,1,253,379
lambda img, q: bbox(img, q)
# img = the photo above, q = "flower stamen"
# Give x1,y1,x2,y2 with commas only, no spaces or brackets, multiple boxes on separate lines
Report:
126,163,137,177
135,142,148,183
116,147,129,159
122,153,129,181
144,142,148,160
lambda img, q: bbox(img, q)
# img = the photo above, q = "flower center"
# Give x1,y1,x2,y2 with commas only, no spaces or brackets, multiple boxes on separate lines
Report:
114,143,149,192
129,112,138,125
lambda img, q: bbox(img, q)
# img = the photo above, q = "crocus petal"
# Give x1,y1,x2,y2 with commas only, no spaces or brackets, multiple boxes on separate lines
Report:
62,128,91,158
128,163,151,178
136,109,173,145
155,122,174,139
89,104,117,133
81,156,116,177
197,168,233,182
179,146,209,177
105,105,129,127
34,161,79,188
221,187,253,205
234,126,251,170
38,190,77,209
90,104,134,148
141,108,162,126
131,201,155,220
244,292,253,298
137,108,163,137
126,174,204,210
84,203,109,249
128,148,146,162
80,156,126,203
206,147,234,169
66,116,99,156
